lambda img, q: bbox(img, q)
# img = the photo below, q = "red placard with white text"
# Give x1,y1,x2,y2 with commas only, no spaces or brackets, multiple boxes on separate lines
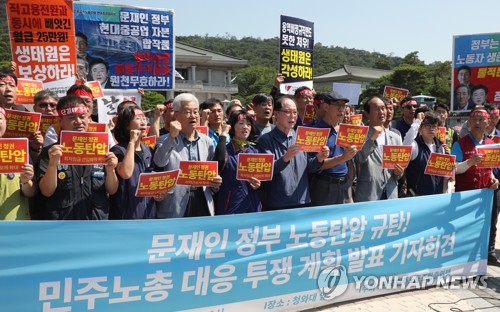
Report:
236,153,274,181
302,104,315,124
196,126,209,136
382,145,412,169
350,114,363,125
16,78,44,105
88,122,108,133
295,126,329,152
4,110,41,138
383,86,409,102
85,81,104,99
141,135,157,149
39,115,59,136
476,144,500,168
59,131,109,165
336,124,369,149
424,153,456,177
135,170,179,197
177,161,218,187
0,138,28,173
437,127,446,144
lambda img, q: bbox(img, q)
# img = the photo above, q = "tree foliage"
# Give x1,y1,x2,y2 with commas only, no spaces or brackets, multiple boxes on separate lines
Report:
141,91,165,111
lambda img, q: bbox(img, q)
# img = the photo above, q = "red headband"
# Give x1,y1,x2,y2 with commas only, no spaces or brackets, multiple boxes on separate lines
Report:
58,105,89,117
134,108,145,117
0,107,5,118
470,110,490,119
69,89,94,99
0,75,16,86
296,89,313,97
401,99,417,107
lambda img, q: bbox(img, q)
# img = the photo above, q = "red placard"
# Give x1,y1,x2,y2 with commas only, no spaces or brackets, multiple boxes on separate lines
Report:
424,153,456,177
59,131,109,165
16,78,44,105
4,110,41,138
476,144,500,168
302,104,315,124
135,170,179,197
85,81,104,99
6,0,76,83
0,138,29,173
39,115,59,136
336,124,369,149
236,153,274,181
141,135,157,149
197,126,209,136
383,86,409,102
88,122,108,133
177,161,218,187
350,114,363,125
492,136,500,144
382,145,412,169
437,127,446,144
295,126,330,152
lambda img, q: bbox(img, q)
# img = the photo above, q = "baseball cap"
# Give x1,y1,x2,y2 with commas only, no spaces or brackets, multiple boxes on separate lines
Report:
324,91,349,103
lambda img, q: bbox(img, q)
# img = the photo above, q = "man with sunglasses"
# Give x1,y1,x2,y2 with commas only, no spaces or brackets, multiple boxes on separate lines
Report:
395,97,419,140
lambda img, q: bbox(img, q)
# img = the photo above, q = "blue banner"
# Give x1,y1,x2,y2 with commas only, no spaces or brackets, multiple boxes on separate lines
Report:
73,3,174,90
0,190,492,311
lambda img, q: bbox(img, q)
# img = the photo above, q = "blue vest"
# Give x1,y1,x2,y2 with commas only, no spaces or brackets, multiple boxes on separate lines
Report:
406,136,444,196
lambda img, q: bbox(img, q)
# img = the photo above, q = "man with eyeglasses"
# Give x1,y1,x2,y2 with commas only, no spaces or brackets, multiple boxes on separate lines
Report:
257,95,328,211
154,93,222,218
309,91,357,206
293,86,315,128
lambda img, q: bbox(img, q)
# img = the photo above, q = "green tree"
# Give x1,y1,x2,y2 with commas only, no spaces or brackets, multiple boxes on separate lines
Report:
233,65,276,103
141,91,165,111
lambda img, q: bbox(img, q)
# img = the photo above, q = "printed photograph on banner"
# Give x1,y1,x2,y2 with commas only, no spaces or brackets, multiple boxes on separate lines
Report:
135,170,179,197
3,110,41,138
383,86,409,103
382,145,412,169
236,153,274,181
59,131,109,165
295,126,329,152
475,144,500,168
0,138,29,173
16,79,44,105
452,33,500,112
424,153,456,177
141,135,157,149
279,15,314,94
6,0,76,83
74,3,174,90
177,160,218,186
336,123,368,149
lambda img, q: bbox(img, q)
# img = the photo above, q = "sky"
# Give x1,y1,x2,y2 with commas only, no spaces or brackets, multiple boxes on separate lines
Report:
81,0,500,65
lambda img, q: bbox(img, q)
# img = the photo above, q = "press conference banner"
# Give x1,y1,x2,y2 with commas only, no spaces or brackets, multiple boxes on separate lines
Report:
73,3,174,90
0,190,492,311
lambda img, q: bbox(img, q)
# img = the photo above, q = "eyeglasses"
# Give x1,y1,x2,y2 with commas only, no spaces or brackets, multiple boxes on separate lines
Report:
405,105,418,109
422,123,438,130
278,109,298,116
38,102,57,109
299,96,314,101
178,109,199,116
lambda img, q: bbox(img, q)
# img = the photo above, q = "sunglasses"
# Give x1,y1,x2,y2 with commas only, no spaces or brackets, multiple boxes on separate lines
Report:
405,105,418,109
38,102,57,108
